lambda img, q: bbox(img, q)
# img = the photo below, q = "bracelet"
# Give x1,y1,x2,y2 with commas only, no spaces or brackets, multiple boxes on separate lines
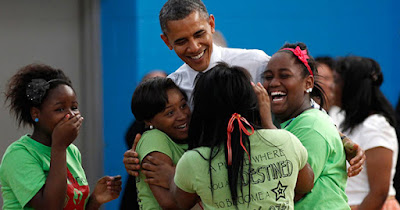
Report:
341,135,347,140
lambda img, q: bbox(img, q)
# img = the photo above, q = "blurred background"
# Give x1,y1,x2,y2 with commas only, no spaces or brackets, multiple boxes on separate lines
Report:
0,0,399,209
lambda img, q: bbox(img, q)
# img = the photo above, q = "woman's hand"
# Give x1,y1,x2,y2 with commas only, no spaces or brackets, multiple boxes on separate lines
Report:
52,114,84,149
86,176,122,209
142,154,176,189
251,82,276,129
123,134,142,177
341,134,366,177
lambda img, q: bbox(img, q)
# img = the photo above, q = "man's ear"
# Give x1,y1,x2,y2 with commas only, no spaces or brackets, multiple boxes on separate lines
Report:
161,34,173,50
30,107,40,122
209,14,215,34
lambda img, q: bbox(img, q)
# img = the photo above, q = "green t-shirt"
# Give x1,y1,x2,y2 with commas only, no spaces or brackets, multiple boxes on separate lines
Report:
174,129,308,210
282,109,349,210
0,135,89,210
135,129,188,210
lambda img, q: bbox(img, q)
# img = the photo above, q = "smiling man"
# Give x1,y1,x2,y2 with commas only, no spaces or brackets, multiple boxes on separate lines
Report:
159,0,270,103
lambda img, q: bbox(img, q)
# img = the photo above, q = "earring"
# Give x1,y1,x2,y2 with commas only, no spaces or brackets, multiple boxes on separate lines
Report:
149,125,154,129
306,88,312,93
34,118,39,122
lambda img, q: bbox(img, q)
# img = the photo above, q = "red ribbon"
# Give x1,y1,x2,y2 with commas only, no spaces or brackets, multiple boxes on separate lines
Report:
226,113,254,166
280,46,313,76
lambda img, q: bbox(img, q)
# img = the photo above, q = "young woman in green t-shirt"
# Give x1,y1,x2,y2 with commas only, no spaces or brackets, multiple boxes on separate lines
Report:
1,64,121,209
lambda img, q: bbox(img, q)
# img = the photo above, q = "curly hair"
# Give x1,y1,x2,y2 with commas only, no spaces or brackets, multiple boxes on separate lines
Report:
5,64,73,127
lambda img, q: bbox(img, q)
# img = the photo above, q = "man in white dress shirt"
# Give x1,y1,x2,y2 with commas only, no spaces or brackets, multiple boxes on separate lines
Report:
159,0,270,103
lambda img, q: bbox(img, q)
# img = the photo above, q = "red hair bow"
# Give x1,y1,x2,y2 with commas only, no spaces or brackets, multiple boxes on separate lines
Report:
280,46,313,76
226,113,254,166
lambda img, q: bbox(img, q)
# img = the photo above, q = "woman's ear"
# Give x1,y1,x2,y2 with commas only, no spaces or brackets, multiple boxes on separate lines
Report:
144,120,152,128
305,75,314,92
30,107,40,122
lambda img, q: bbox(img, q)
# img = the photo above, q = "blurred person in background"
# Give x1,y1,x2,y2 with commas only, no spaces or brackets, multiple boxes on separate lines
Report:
332,56,399,209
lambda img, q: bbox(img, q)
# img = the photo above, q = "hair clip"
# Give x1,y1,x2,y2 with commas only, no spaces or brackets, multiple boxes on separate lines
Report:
26,78,65,105
26,79,50,105
280,46,313,76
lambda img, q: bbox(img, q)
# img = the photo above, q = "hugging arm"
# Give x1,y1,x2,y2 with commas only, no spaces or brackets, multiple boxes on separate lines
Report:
123,134,142,177
142,152,180,209
294,163,314,202
340,132,366,177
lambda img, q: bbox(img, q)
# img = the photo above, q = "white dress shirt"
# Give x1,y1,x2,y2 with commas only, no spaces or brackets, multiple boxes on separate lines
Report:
168,44,270,106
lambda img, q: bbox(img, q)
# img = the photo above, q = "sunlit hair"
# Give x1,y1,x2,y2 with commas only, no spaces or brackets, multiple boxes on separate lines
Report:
336,56,395,132
159,0,209,35
279,42,327,109
189,62,262,206
131,77,187,122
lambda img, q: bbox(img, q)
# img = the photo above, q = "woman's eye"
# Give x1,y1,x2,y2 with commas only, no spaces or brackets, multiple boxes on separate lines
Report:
264,75,273,80
56,108,64,112
166,111,173,116
181,103,187,109
280,74,290,79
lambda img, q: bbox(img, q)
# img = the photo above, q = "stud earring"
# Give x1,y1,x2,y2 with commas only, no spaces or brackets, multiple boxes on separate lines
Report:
34,118,39,122
149,125,154,129
306,88,312,93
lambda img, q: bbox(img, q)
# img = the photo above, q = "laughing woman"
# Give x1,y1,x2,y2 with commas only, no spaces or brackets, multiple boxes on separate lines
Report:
262,43,349,209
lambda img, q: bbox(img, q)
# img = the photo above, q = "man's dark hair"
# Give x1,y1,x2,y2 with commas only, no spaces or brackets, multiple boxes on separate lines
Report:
159,0,209,35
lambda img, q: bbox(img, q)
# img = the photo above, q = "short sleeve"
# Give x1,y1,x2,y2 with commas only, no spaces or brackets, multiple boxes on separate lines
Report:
136,130,174,162
174,151,196,193
290,126,328,181
287,132,308,169
69,144,82,163
1,149,46,207
359,115,397,151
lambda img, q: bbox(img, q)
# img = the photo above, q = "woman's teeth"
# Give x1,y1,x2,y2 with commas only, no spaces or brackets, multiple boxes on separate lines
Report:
270,91,287,101
177,123,187,129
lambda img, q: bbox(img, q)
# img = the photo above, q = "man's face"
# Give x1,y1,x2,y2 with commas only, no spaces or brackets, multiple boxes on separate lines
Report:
161,11,215,72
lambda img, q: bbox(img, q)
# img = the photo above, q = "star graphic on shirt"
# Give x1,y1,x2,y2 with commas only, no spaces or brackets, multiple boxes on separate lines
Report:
271,181,288,201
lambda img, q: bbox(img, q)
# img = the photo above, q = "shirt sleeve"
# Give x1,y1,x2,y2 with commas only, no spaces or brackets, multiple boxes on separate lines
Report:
174,151,196,193
359,116,397,151
1,149,46,207
290,127,328,182
136,130,174,162
287,132,309,169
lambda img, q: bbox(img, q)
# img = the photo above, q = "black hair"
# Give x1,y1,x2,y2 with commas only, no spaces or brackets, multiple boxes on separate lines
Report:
189,62,261,206
279,42,327,110
159,0,209,35
336,56,396,132
131,77,187,122
5,64,73,127
315,56,336,72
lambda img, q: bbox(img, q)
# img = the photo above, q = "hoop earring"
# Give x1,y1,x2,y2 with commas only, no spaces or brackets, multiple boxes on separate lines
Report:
34,118,39,122
149,125,154,129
